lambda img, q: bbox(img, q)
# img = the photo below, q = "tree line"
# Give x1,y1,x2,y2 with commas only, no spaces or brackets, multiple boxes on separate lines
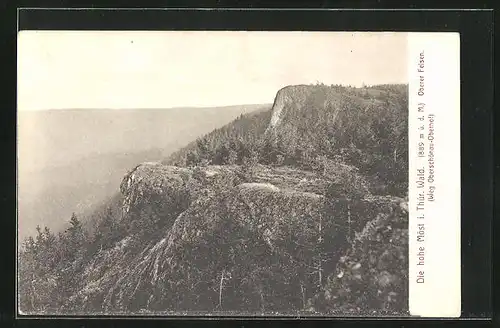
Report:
18,207,124,312
167,84,408,195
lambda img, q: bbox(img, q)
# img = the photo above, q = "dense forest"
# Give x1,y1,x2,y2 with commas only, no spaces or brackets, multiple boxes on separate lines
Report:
18,83,409,316
166,83,407,195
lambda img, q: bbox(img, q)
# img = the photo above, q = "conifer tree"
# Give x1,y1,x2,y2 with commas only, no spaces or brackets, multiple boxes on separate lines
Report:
54,213,88,306
34,225,43,250
93,206,118,252
67,213,86,252
40,226,58,270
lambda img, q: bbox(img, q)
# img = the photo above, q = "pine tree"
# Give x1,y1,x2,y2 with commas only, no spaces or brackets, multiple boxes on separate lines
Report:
93,206,118,252
18,236,38,312
60,213,87,275
227,148,238,165
66,213,86,252
186,150,199,166
18,226,61,312
196,138,213,165
43,226,56,245
34,225,43,250
40,226,58,270
22,236,37,254
33,225,45,274
54,213,88,307
214,143,229,165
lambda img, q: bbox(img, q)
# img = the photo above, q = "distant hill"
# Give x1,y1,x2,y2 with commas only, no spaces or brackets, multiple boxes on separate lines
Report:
18,84,409,316
17,105,270,239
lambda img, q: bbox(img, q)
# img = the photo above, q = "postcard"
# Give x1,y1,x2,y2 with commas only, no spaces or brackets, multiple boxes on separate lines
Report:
16,31,460,318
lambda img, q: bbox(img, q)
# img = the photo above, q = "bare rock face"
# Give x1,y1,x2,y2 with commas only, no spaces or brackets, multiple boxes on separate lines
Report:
119,162,335,224
267,85,317,129
120,163,192,214
265,84,351,133
118,163,245,233
65,162,406,315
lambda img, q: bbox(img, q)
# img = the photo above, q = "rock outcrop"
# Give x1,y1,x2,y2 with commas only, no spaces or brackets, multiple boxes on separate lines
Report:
119,162,338,221
266,84,356,133
120,163,192,214
264,83,408,195
267,85,318,129
64,161,407,315
308,196,409,316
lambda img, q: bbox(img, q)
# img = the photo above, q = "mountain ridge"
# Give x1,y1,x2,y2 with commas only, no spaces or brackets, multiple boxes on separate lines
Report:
19,104,272,112
18,83,409,316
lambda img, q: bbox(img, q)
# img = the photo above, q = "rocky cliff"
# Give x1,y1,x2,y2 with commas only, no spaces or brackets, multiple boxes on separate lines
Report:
267,85,318,129
19,84,409,316
63,161,407,315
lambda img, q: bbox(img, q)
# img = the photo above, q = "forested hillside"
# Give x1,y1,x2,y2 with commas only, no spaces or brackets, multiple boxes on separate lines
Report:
166,83,407,195
18,83,409,316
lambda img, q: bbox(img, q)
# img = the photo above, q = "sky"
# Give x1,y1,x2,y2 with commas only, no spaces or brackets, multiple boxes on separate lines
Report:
17,31,408,111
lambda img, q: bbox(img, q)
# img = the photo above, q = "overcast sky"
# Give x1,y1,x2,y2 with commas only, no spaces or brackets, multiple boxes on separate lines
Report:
17,31,408,111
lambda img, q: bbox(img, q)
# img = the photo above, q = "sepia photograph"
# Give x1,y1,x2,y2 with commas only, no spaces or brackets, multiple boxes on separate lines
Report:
17,31,410,317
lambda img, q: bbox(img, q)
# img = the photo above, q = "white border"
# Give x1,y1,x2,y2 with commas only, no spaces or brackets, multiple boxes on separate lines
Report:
408,32,461,317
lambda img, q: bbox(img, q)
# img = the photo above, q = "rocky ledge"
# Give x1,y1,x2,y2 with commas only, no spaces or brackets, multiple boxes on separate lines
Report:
65,162,407,315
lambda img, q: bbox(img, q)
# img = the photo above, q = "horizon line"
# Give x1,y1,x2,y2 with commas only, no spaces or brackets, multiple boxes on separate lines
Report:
17,103,273,112
17,83,408,112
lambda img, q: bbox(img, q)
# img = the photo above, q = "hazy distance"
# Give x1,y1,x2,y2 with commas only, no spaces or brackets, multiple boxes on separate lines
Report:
17,105,268,240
